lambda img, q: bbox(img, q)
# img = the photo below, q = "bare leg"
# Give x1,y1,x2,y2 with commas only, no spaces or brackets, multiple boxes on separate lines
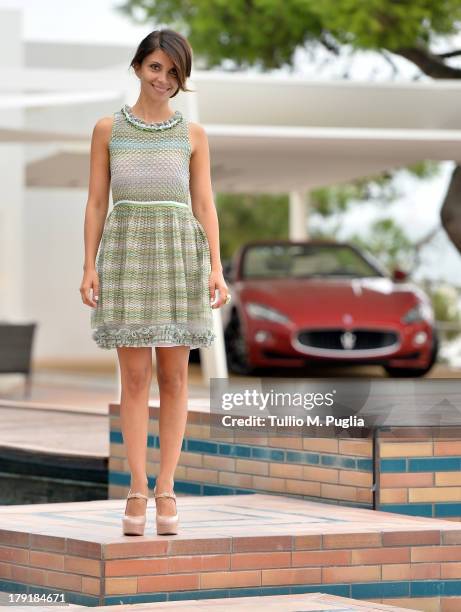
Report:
154,345,190,516
117,346,152,517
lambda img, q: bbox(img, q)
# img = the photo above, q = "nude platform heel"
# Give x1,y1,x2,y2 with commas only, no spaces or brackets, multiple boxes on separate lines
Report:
122,489,149,536
153,486,179,535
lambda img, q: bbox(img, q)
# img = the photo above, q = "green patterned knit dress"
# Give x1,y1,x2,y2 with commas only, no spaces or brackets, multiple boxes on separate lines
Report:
90,104,216,350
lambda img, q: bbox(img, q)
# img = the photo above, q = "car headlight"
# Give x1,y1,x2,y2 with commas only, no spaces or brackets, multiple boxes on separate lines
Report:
401,302,434,324
246,302,290,325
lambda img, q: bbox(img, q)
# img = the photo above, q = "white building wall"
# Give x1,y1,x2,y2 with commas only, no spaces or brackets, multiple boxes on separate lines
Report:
0,10,25,321
24,188,108,362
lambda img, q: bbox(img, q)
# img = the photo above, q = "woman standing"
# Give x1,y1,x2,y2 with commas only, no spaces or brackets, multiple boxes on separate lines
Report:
80,29,230,536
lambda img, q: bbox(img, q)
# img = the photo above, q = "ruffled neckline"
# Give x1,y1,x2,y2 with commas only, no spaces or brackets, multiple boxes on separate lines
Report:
121,105,182,131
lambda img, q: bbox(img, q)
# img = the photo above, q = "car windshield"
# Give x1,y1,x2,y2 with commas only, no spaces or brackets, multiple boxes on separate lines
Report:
241,244,386,280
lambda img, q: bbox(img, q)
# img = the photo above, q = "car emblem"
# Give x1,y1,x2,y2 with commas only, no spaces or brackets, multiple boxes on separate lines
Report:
340,330,356,349
343,313,353,324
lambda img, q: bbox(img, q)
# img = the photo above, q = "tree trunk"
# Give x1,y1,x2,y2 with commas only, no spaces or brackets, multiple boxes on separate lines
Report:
395,46,461,78
394,46,461,254
440,164,461,254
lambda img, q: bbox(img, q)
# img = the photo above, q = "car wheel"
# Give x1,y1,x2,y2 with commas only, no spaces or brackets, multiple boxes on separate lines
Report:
384,331,439,378
224,312,256,375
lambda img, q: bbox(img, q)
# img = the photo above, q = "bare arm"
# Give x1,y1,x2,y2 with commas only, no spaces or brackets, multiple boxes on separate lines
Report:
189,122,222,272
83,116,112,271
189,122,229,308
80,116,112,308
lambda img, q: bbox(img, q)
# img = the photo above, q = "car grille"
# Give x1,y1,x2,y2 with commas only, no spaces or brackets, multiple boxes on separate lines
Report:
294,328,400,357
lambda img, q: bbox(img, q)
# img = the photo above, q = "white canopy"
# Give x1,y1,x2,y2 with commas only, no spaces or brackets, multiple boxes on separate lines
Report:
1,58,461,192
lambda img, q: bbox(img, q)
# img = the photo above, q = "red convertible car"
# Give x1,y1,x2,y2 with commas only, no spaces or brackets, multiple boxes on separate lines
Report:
222,240,438,377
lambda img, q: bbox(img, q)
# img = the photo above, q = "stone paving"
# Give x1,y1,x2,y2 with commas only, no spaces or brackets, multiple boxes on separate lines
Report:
0,591,419,611
0,366,209,455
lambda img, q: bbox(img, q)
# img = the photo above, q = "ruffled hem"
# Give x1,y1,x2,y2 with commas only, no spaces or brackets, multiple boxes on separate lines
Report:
92,323,216,350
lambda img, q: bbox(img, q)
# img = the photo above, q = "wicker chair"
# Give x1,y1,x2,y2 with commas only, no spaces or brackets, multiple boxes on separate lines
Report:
0,323,36,398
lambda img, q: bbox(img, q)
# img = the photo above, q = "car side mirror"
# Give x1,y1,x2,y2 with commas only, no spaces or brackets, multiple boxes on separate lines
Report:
392,268,407,282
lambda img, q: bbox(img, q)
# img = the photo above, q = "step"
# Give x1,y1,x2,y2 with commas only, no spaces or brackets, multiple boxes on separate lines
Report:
0,493,460,609
0,591,419,611
110,402,461,521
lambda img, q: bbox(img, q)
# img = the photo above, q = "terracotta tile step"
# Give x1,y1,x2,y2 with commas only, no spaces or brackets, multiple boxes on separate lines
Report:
0,493,459,609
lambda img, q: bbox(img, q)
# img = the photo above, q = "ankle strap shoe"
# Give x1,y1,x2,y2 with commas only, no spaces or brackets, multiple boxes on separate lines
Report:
122,488,148,536
128,490,149,501
153,486,179,535
153,490,176,500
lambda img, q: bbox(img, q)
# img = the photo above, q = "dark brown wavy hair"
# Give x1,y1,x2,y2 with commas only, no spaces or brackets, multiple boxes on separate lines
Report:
130,29,193,98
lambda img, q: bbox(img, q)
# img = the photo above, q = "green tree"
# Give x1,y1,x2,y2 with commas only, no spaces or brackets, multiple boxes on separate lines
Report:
310,217,426,273
311,162,439,216
217,193,289,260
342,217,414,272
428,286,461,340
118,1,461,71
118,0,461,252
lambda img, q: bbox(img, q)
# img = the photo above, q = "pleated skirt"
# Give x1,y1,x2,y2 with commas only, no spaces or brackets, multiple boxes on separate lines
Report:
90,201,216,350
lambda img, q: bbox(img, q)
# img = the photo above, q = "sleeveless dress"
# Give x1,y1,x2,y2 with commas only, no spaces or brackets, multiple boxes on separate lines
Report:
90,104,216,350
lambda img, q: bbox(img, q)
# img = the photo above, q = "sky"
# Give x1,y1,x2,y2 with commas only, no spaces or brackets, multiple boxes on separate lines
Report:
0,0,154,44
2,0,460,289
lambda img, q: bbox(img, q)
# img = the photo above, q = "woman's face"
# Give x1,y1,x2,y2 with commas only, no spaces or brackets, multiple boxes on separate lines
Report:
135,48,179,99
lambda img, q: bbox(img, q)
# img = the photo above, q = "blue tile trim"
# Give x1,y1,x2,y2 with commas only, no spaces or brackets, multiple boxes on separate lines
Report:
381,456,461,473
409,457,461,472
380,458,407,472
203,484,237,495
251,447,285,461
103,579,459,604
410,580,442,597
171,480,202,495
255,586,290,596
352,580,409,599
435,502,461,517
4,576,459,607
321,454,356,469
443,580,461,596
357,458,373,471
109,471,372,506
150,434,158,448
0,580,27,594
227,587,263,598
104,593,167,605
170,588,231,600
286,450,319,464
187,439,218,454
290,583,350,597
108,471,130,486
175,481,252,496
378,503,433,517
410,579,461,597
111,430,373,472
219,443,251,458
110,430,123,444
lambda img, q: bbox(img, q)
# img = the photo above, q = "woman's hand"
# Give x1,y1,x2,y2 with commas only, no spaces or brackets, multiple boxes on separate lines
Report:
80,268,100,308
209,268,230,309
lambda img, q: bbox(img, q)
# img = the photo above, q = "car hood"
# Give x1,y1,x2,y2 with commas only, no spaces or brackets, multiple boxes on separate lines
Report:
238,277,419,325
